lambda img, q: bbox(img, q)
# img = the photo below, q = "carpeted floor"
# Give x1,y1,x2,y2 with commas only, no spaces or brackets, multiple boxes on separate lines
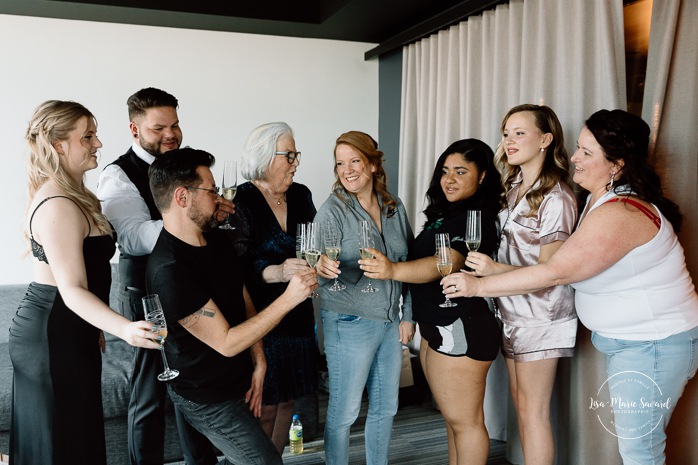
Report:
281,391,510,464
168,389,511,464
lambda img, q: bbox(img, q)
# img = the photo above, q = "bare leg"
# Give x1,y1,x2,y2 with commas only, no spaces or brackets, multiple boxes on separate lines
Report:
270,400,296,455
260,404,278,439
506,357,558,465
420,340,458,465
424,345,492,465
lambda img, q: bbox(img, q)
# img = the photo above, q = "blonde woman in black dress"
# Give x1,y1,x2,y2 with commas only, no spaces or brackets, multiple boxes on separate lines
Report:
9,101,158,465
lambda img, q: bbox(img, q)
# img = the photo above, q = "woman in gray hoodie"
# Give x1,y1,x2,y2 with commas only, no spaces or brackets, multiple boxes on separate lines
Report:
315,131,414,465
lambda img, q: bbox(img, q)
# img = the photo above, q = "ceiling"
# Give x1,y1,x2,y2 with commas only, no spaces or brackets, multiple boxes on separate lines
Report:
3,0,505,58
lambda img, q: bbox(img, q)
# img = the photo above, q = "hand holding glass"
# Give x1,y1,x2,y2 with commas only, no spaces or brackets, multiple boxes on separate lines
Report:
436,233,457,308
359,220,378,293
219,160,237,230
323,221,346,291
142,294,179,381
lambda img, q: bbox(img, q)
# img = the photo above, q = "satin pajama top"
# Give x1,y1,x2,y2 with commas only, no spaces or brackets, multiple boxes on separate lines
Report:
496,176,577,327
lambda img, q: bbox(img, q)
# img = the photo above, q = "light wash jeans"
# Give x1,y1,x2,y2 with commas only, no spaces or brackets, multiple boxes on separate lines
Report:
321,310,402,465
167,387,282,465
592,325,698,465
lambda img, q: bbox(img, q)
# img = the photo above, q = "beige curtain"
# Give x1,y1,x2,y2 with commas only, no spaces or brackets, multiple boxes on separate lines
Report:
399,0,626,230
399,0,627,464
642,0,698,463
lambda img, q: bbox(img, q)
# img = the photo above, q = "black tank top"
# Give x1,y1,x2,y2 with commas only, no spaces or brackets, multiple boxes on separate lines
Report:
29,196,90,264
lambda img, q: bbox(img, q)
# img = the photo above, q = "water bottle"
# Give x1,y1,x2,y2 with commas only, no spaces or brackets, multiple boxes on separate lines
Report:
289,414,303,455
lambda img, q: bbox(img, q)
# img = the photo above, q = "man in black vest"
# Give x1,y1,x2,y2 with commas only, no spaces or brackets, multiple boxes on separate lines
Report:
98,88,230,465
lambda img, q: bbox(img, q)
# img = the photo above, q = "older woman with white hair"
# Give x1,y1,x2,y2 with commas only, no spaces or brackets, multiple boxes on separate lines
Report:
234,122,318,454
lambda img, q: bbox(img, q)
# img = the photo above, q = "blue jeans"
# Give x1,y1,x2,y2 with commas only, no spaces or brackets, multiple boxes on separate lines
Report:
123,287,216,465
167,387,282,465
592,326,698,465
321,310,402,465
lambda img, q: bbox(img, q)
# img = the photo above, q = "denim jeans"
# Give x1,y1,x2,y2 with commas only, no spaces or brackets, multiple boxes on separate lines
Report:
321,310,402,465
592,325,698,465
167,387,282,465
124,287,216,465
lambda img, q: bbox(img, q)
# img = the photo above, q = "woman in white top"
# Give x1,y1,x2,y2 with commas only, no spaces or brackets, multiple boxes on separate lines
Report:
443,109,698,465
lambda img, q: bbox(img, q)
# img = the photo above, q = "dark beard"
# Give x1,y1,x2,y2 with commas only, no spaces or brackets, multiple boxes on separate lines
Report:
139,138,178,158
199,216,219,233
188,205,219,232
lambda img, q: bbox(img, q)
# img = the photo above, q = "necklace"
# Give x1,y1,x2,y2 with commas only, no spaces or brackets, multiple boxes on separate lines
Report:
255,181,286,206
515,181,535,205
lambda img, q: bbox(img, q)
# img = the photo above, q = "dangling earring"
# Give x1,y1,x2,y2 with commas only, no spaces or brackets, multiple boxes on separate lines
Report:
609,171,616,189
540,148,545,152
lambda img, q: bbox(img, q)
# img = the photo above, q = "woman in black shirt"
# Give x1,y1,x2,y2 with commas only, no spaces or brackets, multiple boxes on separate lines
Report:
362,139,502,465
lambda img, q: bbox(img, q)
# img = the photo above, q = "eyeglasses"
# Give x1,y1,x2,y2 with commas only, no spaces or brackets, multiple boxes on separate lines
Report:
185,186,220,196
275,151,301,164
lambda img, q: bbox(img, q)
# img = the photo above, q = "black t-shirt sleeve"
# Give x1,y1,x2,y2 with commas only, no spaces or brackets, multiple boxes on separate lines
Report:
150,262,211,323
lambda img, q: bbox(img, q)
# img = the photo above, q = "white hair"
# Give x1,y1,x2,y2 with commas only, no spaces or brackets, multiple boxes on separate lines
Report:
240,122,294,180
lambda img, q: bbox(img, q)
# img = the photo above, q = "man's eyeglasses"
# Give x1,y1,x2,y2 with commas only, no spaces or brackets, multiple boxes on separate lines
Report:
275,151,301,164
185,186,220,196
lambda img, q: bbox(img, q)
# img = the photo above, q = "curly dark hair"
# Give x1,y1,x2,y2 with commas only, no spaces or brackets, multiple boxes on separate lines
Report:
585,109,683,232
423,138,503,227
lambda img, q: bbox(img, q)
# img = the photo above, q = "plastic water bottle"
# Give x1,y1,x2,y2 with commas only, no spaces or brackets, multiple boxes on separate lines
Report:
289,414,303,455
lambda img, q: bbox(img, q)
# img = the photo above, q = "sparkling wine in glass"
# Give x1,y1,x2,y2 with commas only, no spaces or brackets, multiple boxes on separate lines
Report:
359,220,378,293
220,160,237,230
465,210,481,252
436,233,457,308
142,294,179,381
323,220,346,291
304,222,321,298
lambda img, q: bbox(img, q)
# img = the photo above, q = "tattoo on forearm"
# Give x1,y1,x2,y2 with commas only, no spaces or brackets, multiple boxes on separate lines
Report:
180,306,216,327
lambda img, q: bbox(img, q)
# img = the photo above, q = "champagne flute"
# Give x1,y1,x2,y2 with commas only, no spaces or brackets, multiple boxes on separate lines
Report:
465,210,481,252
219,160,237,230
142,294,179,381
323,220,346,291
304,222,321,298
359,220,378,293
295,223,307,260
436,233,457,308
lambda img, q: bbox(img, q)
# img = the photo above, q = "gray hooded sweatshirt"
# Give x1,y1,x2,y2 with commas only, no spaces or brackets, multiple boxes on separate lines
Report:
314,188,413,323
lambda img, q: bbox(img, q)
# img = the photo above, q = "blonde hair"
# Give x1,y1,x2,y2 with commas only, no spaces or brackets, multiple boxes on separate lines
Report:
332,131,396,213
494,104,570,216
24,100,112,241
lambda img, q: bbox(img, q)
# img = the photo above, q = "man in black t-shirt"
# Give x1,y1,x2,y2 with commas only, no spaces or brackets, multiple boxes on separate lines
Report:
98,88,224,465
146,147,317,465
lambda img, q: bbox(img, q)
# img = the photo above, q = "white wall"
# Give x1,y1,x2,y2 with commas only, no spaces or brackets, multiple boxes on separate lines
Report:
0,14,378,285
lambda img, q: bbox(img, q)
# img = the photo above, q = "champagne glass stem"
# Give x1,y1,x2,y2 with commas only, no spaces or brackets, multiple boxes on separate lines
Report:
159,346,171,371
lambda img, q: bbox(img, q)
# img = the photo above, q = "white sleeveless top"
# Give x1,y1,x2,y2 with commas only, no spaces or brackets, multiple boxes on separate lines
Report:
572,188,698,340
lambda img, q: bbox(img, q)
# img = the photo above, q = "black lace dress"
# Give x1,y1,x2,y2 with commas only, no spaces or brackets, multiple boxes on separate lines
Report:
234,182,319,405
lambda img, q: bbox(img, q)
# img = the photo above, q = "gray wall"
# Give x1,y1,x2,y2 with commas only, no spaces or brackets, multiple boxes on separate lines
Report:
378,49,403,197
